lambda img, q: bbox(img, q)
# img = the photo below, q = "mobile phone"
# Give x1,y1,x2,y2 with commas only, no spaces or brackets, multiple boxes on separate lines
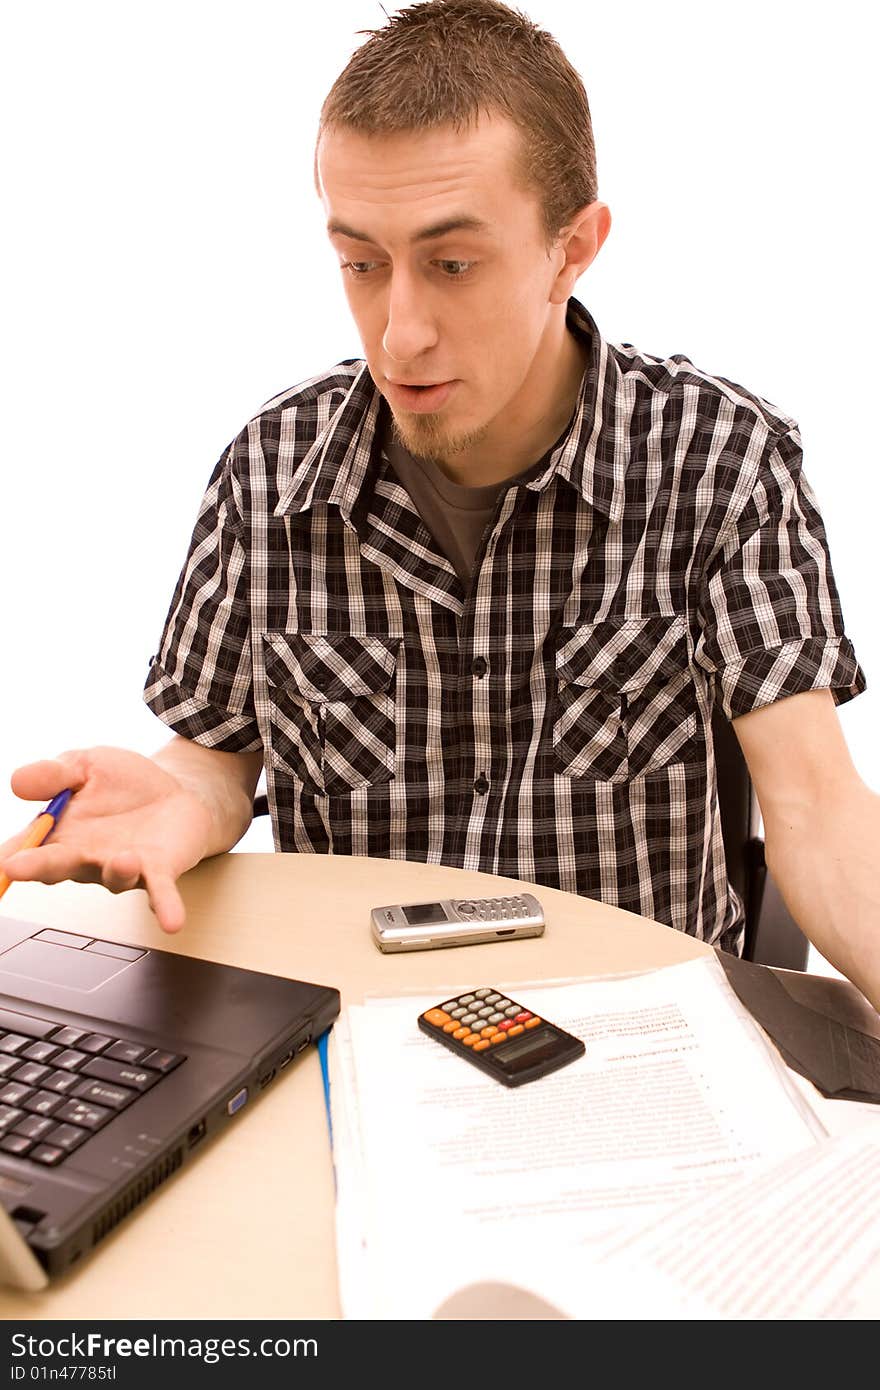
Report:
418,986,585,1087
370,893,544,953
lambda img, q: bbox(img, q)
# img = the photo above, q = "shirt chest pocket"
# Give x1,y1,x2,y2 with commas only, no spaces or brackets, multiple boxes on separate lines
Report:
553,615,698,783
262,633,400,797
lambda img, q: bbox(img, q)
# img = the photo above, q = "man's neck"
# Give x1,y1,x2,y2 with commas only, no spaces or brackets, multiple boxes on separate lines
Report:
436,321,589,488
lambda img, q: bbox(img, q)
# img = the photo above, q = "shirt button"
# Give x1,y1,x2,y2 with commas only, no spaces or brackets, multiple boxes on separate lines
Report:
473,774,490,795
471,656,489,678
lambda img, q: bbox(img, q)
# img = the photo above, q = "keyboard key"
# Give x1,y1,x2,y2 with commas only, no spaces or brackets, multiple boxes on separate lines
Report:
44,1123,87,1153
74,1079,136,1110
49,1027,87,1047
0,1057,20,1077
82,1059,161,1092
42,1070,82,1095
105,1041,147,1065
13,1114,54,1141
22,1090,64,1117
0,1035,32,1056
0,1009,56,1040
0,1084,34,1108
53,1049,88,1071
77,1034,114,1055
11,1063,50,1087
141,1050,184,1075
0,1134,33,1156
0,1105,23,1132
30,1144,64,1166
21,1041,60,1064
56,1099,112,1131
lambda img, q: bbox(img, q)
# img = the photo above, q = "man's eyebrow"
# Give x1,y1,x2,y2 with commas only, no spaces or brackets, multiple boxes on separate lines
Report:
326,215,491,244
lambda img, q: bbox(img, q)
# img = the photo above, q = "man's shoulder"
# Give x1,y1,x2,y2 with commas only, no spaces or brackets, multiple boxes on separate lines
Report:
253,358,368,421
608,336,799,440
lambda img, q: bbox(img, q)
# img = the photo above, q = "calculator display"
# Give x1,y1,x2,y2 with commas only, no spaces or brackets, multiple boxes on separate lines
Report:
492,1029,569,1074
402,902,449,925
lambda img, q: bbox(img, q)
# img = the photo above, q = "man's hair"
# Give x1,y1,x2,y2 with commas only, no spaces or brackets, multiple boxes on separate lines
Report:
317,0,597,242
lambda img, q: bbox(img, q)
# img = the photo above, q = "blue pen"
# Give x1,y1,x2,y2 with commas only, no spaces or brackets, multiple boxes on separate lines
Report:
0,789,73,900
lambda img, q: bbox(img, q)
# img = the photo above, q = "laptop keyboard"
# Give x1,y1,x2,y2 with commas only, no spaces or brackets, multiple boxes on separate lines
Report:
0,1005,185,1167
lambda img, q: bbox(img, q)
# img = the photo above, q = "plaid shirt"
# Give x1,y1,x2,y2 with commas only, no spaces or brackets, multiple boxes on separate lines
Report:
144,299,865,950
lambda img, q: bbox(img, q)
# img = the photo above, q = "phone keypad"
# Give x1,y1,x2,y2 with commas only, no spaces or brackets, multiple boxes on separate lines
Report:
452,897,534,922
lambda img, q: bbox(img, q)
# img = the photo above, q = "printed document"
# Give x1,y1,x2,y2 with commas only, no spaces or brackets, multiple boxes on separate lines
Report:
328,955,859,1319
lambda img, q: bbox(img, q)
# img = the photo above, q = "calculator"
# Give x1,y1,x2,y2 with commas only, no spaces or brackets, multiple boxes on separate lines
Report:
418,987,585,1087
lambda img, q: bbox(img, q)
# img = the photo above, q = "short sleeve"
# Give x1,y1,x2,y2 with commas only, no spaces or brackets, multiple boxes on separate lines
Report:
143,438,262,752
695,426,867,720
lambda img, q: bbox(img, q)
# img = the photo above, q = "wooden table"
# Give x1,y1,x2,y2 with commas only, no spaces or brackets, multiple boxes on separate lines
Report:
0,853,708,1320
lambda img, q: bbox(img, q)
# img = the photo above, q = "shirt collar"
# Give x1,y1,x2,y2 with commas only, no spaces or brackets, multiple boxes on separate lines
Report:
274,298,629,524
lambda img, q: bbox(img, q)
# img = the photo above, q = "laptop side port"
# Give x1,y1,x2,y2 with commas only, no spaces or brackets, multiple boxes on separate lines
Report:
187,1119,207,1148
258,1068,276,1090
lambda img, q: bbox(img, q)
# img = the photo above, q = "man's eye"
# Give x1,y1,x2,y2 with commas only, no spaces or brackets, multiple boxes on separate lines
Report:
434,260,474,277
341,260,380,276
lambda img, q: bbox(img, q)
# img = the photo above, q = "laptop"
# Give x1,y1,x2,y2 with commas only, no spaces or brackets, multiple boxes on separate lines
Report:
0,914,340,1288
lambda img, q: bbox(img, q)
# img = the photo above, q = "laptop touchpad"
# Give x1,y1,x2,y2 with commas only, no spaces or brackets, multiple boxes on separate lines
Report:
0,939,133,992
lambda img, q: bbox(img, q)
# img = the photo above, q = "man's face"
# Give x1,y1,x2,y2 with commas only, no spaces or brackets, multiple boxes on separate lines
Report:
318,116,568,465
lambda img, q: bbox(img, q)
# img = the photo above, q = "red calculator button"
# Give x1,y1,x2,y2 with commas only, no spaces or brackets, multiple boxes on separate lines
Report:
514,1012,531,1023
424,1009,451,1027
498,1020,514,1031
524,1017,542,1029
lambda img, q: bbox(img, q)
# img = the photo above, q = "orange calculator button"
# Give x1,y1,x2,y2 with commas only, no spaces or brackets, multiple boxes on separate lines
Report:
473,1040,491,1051
461,1033,480,1047
489,1032,507,1044
443,1021,460,1033
424,1009,451,1027
524,1016,542,1029
453,1027,469,1039
480,1026,498,1038
508,1025,525,1037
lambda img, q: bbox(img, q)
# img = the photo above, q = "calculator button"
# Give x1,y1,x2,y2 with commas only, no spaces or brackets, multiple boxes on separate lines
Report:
473,1040,491,1052
449,1008,466,1019
497,1020,514,1031
489,1032,507,1044
480,1027,497,1039
525,1017,542,1029
487,1013,505,1024
474,989,491,999
453,1028,469,1040
508,1025,525,1037
485,994,501,1004
441,1002,459,1013
424,1009,452,1027
477,1007,494,1018
461,1033,480,1047
460,1014,478,1027
514,1012,531,1023
494,999,511,1010
443,1022,459,1034
458,995,476,1006
503,1006,520,1018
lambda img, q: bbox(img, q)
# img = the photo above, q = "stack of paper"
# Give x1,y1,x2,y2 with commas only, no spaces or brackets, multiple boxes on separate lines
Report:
327,955,880,1319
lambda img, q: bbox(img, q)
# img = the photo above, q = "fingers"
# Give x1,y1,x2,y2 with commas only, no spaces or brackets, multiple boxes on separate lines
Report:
10,756,88,803
104,853,186,935
0,843,96,886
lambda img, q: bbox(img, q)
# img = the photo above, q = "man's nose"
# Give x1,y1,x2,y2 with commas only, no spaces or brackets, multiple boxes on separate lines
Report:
381,271,438,363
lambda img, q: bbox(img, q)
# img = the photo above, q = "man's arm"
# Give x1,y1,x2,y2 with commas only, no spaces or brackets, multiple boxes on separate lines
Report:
0,738,264,933
732,689,880,1010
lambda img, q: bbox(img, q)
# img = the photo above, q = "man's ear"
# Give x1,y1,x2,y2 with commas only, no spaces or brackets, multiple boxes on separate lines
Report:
550,201,611,303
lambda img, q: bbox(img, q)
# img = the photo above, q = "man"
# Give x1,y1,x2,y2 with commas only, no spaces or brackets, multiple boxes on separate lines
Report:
3,0,879,1010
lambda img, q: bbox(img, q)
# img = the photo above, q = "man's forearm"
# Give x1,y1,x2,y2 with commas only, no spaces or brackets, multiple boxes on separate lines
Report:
763,781,880,1011
152,736,264,859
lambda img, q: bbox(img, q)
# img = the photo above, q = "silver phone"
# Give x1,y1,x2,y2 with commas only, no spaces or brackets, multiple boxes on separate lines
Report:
370,892,545,953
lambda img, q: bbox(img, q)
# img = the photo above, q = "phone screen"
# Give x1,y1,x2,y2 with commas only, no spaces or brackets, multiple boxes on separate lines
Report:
401,902,448,925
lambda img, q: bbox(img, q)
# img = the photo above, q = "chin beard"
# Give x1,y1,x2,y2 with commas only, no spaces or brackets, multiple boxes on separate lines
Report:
391,411,488,466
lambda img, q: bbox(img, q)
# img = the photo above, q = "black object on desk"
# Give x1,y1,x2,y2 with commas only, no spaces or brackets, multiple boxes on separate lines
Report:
715,949,880,1103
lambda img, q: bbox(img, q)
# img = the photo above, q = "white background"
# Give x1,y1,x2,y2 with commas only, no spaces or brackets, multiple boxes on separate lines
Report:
1,3,877,970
